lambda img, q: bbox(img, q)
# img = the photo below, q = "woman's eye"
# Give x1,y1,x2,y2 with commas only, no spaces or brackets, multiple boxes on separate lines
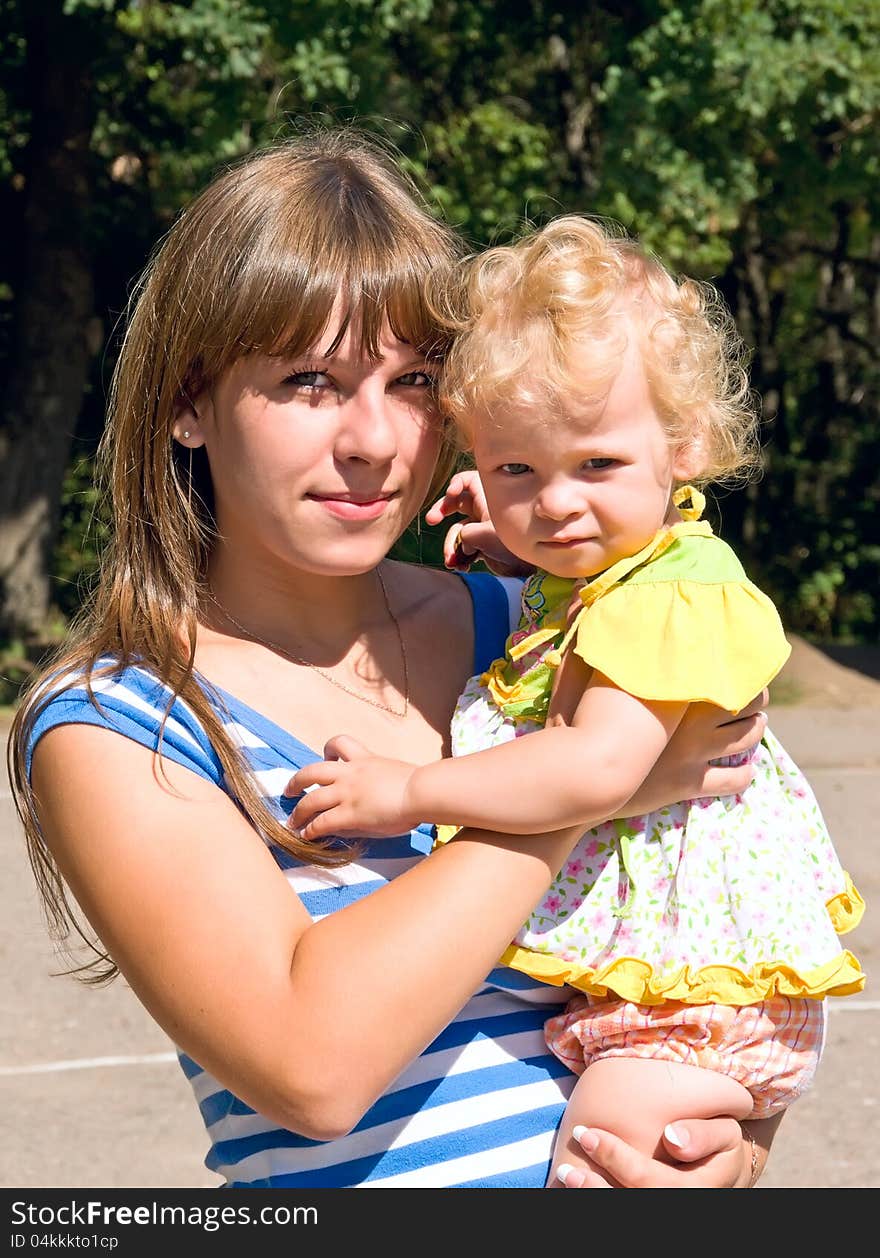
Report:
282,370,332,389
396,370,435,388
584,458,616,471
500,463,531,476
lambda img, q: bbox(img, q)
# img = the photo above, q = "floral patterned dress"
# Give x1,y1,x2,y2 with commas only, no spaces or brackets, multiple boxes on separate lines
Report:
442,515,865,1007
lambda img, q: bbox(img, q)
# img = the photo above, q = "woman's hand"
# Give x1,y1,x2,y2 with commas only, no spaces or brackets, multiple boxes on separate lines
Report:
425,469,532,577
559,1115,777,1188
621,692,769,816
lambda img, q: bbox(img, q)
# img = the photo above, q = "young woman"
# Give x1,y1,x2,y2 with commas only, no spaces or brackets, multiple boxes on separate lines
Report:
9,128,777,1187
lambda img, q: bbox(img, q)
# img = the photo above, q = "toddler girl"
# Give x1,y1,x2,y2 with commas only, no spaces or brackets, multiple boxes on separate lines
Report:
289,217,865,1186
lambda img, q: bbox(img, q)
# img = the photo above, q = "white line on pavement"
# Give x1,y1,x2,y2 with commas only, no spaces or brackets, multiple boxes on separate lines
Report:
2,1005,879,1077
0,1051,178,1076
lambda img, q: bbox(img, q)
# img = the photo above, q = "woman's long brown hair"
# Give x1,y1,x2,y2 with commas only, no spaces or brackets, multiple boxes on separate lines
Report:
7,124,464,982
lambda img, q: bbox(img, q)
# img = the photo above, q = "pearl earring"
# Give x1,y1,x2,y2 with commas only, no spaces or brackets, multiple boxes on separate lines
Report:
182,430,191,440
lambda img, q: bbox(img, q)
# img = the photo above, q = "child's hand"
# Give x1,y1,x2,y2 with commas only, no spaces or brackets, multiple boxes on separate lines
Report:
425,469,533,578
284,734,421,840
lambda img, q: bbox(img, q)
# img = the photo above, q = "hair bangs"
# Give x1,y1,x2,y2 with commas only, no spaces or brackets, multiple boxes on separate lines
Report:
260,168,451,367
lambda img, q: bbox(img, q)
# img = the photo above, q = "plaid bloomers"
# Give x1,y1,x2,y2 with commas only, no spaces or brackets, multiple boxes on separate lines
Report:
545,993,827,1118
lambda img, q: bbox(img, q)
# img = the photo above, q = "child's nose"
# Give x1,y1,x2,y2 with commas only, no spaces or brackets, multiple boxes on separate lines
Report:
535,481,584,521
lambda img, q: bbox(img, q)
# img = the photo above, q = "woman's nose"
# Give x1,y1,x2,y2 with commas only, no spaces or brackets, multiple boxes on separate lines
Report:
334,385,398,465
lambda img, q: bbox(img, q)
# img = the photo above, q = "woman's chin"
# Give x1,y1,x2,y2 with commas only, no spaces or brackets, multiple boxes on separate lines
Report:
292,532,408,576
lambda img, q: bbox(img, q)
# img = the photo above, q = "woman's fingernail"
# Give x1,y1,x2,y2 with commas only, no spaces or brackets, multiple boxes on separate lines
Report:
664,1123,688,1148
572,1125,598,1153
556,1163,585,1187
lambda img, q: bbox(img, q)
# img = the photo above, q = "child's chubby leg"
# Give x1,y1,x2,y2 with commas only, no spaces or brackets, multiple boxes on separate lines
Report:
547,1055,754,1188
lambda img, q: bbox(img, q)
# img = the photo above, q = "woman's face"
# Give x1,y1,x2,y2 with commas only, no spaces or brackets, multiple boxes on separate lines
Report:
185,321,442,577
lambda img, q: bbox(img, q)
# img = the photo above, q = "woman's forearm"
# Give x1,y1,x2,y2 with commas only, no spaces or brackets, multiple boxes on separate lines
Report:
283,823,582,1135
32,726,582,1145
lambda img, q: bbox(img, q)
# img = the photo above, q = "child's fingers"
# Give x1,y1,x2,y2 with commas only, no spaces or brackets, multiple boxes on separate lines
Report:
442,522,477,571
443,521,533,578
283,761,341,797
449,470,488,520
323,733,372,762
424,495,459,526
424,474,471,525
425,471,487,527
289,784,341,831
291,806,344,842
442,521,495,569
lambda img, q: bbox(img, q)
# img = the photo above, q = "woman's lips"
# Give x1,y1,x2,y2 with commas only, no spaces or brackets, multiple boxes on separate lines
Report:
309,493,396,521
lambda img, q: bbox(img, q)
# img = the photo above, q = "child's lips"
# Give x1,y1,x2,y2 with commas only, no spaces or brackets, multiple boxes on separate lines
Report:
541,535,592,548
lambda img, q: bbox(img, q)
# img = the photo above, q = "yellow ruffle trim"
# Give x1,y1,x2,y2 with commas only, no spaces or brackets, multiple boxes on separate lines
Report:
498,943,866,1004
570,578,791,715
827,872,866,935
498,871,866,1005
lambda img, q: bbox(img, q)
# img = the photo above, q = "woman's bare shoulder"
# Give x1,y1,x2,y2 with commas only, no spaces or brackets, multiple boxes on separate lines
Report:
387,559,472,622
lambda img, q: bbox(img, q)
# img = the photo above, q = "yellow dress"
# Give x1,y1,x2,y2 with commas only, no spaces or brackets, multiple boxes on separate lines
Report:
441,512,865,1007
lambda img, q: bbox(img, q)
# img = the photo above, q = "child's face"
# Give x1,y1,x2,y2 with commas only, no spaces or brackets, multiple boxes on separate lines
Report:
472,333,696,580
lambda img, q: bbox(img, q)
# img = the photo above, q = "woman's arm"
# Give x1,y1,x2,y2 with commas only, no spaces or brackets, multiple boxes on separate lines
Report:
31,722,584,1141
30,693,769,1169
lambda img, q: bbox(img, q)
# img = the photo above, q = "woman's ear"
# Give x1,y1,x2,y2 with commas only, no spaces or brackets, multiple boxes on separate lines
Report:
172,399,207,448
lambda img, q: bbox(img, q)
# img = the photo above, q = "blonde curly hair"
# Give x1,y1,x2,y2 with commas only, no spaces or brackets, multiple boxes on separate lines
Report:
437,215,760,486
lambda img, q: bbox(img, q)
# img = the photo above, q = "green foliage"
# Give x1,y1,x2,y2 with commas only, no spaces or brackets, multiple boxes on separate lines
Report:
52,451,110,623
1,0,877,646
415,103,562,241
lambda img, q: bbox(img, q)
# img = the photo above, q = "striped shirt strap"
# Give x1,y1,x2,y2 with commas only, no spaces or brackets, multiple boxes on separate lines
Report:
459,572,522,673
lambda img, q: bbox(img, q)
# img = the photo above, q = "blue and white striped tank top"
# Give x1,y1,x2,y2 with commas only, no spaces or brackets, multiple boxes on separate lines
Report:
28,572,574,1187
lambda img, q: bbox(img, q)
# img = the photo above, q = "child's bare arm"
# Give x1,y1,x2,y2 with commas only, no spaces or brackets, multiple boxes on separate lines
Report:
288,677,688,841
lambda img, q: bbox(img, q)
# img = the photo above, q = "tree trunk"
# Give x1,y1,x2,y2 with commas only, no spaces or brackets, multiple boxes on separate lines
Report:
0,1,95,640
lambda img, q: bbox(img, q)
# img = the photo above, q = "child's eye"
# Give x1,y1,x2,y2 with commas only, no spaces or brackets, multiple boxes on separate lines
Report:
499,463,531,475
583,458,617,471
281,370,332,389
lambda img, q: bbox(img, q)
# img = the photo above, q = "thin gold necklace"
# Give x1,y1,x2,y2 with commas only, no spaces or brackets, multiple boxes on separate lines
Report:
205,567,409,718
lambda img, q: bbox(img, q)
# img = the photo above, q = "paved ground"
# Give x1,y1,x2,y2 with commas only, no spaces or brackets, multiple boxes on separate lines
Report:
1,640,878,1189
